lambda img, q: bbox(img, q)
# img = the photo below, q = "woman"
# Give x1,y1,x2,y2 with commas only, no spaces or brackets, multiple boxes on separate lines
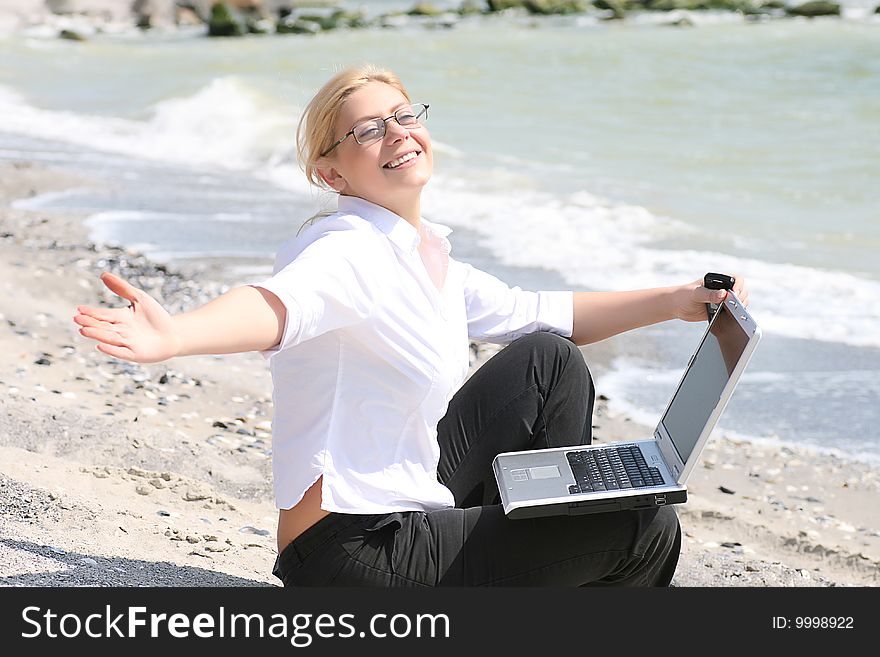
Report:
74,64,749,586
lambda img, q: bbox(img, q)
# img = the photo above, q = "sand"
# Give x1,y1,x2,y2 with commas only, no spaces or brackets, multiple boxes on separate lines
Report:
1,161,877,587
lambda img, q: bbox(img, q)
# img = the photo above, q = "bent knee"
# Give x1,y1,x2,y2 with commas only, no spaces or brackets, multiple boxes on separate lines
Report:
512,331,581,364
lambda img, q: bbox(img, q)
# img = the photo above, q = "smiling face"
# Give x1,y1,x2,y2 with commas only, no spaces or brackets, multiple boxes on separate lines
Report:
317,81,432,223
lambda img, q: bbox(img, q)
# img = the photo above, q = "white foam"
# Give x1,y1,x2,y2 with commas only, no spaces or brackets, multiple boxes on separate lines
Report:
712,427,880,469
422,174,880,349
85,210,256,224
0,78,297,171
4,79,879,350
10,186,96,210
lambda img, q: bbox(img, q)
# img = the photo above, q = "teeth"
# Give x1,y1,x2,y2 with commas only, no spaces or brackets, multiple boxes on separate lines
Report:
385,151,418,169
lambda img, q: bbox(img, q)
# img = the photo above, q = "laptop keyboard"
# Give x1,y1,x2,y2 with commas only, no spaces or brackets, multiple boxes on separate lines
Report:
566,445,665,494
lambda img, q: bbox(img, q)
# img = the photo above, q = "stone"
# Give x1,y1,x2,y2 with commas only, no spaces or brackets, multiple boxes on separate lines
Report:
593,0,626,18
58,29,87,41
458,0,486,14
525,0,590,13
207,2,246,36
487,0,527,10
176,6,205,26
276,16,321,34
786,1,840,16
408,2,444,16
205,544,230,552
183,485,212,501
239,525,270,536
131,0,177,29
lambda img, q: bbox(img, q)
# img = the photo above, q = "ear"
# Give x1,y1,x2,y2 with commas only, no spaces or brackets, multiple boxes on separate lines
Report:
316,162,346,192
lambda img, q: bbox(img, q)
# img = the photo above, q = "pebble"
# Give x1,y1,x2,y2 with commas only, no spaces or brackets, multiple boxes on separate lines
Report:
183,486,211,502
718,485,736,495
79,558,98,566
239,526,270,536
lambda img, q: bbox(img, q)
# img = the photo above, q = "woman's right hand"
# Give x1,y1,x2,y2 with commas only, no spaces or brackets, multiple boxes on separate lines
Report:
73,272,181,363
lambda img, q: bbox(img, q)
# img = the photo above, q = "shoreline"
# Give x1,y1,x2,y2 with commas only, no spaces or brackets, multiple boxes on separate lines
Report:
1,1,876,42
1,161,877,587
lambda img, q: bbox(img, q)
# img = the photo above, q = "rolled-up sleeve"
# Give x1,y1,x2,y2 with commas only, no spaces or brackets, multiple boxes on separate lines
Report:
456,260,573,344
250,232,376,358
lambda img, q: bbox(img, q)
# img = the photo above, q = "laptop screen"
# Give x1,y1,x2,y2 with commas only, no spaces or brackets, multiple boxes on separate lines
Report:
661,303,750,463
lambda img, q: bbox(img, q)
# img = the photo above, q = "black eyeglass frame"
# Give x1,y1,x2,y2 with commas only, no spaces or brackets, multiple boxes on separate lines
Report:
320,103,430,157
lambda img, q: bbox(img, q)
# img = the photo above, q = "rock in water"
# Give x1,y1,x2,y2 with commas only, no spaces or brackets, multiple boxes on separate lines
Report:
786,1,841,16
208,2,246,36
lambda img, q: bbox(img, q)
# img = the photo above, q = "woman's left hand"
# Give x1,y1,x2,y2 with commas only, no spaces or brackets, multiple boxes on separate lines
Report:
672,273,749,323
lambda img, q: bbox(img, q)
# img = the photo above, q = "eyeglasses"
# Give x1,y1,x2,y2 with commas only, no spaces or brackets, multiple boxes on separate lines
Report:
320,103,429,157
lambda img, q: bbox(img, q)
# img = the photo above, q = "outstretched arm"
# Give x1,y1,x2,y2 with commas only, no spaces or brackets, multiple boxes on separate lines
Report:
569,275,749,346
73,272,285,363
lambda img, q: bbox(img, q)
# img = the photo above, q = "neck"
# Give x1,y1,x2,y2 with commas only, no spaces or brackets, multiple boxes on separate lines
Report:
345,192,421,230
391,197,421,230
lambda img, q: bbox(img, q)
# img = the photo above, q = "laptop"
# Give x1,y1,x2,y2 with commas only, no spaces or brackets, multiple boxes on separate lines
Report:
493,291,761,519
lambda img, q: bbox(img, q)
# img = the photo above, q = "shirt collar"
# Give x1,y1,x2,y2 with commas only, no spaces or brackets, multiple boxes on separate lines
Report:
337,195,452,253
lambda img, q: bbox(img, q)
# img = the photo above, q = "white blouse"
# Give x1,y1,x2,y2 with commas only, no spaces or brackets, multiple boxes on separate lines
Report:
252,195,573,513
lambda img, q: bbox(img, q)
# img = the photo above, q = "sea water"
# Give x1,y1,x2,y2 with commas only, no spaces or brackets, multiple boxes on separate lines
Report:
1,12,878,464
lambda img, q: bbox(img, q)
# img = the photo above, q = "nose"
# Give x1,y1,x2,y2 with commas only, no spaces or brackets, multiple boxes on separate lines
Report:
384,117,409,143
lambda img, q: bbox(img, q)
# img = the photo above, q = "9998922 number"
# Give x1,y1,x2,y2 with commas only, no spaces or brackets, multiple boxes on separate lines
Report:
795,617,853,629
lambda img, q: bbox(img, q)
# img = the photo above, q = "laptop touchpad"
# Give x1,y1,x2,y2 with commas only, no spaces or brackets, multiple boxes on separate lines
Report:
528,466,560,480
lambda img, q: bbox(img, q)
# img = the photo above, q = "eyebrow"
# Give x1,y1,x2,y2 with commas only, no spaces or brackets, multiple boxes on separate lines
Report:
349,102,409,126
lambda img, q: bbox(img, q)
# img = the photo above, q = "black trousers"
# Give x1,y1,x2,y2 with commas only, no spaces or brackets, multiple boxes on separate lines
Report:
273,332,681,587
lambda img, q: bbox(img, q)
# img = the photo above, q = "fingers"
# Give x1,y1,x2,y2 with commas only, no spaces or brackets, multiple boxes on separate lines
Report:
729,272,750,307
697,286,728,304
95,343,136,360
100,271,141,303
77,325,128,348
73,308,126,327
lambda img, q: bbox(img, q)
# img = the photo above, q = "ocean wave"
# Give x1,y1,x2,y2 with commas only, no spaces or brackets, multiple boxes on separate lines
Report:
2,77,878,350
595,357,880,467
422,173,880,350
0,77,296,170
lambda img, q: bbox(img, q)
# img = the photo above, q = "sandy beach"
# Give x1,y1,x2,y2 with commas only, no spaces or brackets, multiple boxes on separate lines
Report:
1,161,878,588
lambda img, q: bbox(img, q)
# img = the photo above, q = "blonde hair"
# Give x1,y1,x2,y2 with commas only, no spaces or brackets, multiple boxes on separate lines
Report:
296,64,411,190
